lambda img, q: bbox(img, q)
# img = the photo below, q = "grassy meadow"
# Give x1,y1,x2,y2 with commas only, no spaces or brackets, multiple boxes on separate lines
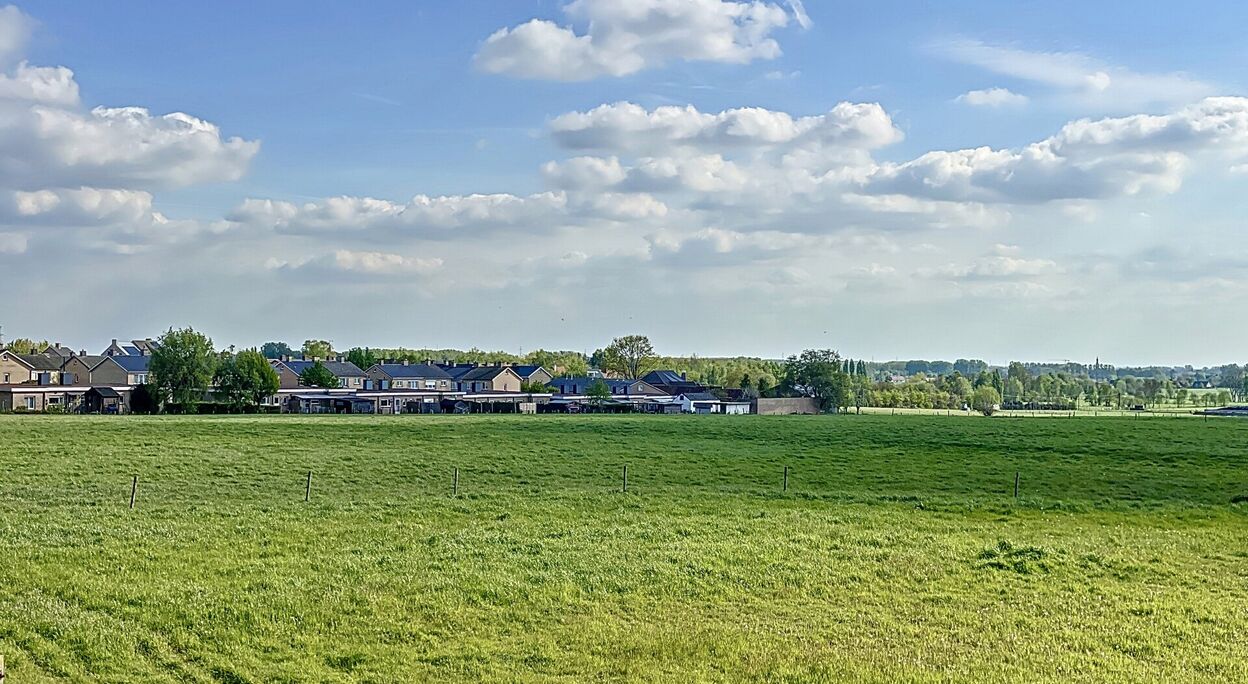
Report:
1,414,1246,682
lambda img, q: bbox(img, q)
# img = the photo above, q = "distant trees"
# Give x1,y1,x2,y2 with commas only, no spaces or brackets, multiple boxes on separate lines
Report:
3,337,47,354
299,361,339,389
150,327,217,413
972,386,1002,416
260,341,294,359
600,335,657,379
214,349,280,411
302,339,334,359
783,349,851,412
346,347,378,370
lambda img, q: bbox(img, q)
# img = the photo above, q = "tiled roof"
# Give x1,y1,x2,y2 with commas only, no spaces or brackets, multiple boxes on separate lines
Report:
373,363,453,380
18,354,64,371
681,392,720,402
111,355,151,372
282,360,366,377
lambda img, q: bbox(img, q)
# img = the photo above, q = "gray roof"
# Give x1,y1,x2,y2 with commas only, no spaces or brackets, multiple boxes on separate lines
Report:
281,360,366,377
455,366,516,382
681,392,720,402
111,355,152,372
18,354,63,371
510,365,547,379
372,363,453,380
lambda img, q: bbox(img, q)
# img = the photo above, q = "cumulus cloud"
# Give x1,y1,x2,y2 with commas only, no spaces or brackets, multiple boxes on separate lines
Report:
270,250,444,278
862,97,1248,204
935,40,1212,110
0,5,33,65
232,192,570,238
474,0,800,81
956,87,1028,108
551,101,901,153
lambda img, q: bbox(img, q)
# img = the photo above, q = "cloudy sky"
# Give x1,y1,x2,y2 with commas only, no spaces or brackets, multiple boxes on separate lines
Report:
2,1,1246,365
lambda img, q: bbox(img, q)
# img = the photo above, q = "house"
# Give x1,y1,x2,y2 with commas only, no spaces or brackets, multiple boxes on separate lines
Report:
88,354,152,385
41,342,75,359
0,350,37,384
367,361,455,391
0,384,101,412
62,355,109,385
0,352,68,385
642,370,710,396
510,365,554,386
271,358,367,390
678,392,723,414
103,338,159,357
440,363,523,392
547,377,666,397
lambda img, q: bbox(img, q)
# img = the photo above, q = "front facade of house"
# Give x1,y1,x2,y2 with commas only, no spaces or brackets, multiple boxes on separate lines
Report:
272,359,368,390
510,365,554,386
89,355,151,385
0,351,35,385
547,377,666,397
366,362,455,391
441,364,524,393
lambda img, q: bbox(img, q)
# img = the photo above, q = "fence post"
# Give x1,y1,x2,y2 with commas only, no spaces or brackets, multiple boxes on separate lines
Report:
129,475,138,510
305,471,312,502
783,465,789,492
622,465,628,494
1014,472,1020,499
453,467,459,496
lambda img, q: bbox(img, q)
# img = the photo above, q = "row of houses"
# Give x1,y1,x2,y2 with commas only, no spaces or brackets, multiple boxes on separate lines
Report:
1,339,815,415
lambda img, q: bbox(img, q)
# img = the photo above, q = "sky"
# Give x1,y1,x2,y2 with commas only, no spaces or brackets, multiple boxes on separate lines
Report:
1,0,1246,366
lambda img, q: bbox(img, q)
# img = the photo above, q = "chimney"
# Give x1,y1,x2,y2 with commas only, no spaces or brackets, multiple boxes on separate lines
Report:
402,359,410,366
281,355,290,362
141,348,150,357
111,338,118,346
78,350,86,357
681,372,687,381
495,361,503,367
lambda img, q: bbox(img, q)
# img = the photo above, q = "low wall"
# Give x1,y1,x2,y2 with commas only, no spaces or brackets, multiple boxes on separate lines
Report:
753,397,820,415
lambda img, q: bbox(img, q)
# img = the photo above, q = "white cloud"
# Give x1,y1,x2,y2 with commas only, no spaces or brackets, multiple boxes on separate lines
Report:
273,250,444,278
474,0,799,81
232,192,569,238
935,40,1212,110
551,101,901,153
0,230,25,254
0,62,77,105
956,87,1028,108
785,0,811,30
0,5,33,65
862,97,1248,204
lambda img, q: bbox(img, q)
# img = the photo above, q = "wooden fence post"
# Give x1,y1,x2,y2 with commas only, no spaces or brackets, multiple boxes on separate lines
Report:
129,475,138,510
305,471,312,502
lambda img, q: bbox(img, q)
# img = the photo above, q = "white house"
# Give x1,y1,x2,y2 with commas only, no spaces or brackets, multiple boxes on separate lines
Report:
679,392,722,414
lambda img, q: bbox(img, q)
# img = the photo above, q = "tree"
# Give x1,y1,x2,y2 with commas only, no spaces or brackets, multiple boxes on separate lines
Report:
215,350,280,411
972,386,1002,416
521,380,552,394
3,337,48,354
346,347,378,370
302,339,334,359
260,341,294,359
586,379,612,408
299,360,339,389
600,335,657,379
150,327,217,413
130,384,159,414
783,349,851,412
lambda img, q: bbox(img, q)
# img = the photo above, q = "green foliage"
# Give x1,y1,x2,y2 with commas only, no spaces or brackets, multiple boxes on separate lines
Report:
260,341,293,359
346,347,378,370
215,350,281,411
520,380,552,394
600,335,657,379
302,339,334,359
972,386,1002,416
0,415,1246,681
585,379,612,405
783,349,851,412
129,384,159,415
299,360,339,389
3,337,48,355
149,327,217,413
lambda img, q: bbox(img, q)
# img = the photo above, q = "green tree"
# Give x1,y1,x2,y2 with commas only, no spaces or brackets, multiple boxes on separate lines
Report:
260,341,293,359
346,347,378,370
299,361,339,389
783,349,851,413
215,349,280,411
150,327,217,413
302,339,334,359
586,379,612,407
972,386,1002,416
3,337,48,354
600,335,657,379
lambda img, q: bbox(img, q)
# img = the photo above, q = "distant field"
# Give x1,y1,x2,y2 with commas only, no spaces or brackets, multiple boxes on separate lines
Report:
1,415,1246,682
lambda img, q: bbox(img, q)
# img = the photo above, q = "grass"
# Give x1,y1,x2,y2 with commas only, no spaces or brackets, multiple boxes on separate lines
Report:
0,414,1246,682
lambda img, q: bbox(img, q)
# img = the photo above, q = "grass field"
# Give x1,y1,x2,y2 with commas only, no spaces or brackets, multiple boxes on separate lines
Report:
1,414,1246,682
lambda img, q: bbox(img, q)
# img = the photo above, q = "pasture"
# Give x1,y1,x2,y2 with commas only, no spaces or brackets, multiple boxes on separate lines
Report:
1,414,1246,682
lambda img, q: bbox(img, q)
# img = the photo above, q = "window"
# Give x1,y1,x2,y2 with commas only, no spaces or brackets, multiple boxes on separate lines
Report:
48,396,61,405
425,380,437,389
25,397,36,410
2,372,8,382
381,399,390,407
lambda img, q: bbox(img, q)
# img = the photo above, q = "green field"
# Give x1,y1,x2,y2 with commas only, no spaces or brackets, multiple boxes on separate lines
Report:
1,415,1246,682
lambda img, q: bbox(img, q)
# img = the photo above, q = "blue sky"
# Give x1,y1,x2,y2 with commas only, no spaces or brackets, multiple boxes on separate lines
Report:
2,1,1247,365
